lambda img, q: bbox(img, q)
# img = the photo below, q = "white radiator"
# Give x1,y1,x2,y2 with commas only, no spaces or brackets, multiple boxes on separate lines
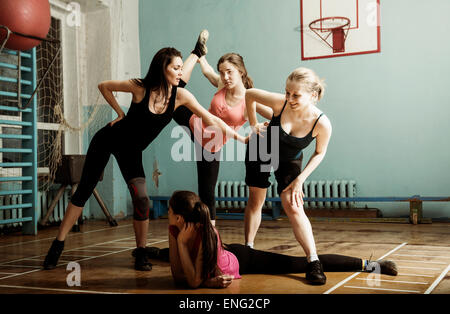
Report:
0,194,23,229
38,187,71,225
0,187,70,230
214,180,356,210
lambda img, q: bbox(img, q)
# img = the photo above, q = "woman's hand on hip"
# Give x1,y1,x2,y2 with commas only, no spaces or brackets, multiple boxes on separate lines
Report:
109,114,125,127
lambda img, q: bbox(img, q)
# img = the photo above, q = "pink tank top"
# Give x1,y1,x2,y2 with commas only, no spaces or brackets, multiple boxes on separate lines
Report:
215,229,241,279
189,88,247,153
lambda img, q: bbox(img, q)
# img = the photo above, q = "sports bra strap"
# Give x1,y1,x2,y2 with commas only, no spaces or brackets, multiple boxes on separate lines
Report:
279,101,288,116
311,113,324,133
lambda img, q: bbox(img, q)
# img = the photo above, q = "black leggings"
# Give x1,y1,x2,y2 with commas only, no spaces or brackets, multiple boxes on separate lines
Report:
225,244,362,274
155,245,362,274
70,125,150,220
173,105,220,220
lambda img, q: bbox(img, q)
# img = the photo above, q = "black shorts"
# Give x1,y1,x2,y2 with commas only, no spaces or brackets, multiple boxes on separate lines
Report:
244,141,303,195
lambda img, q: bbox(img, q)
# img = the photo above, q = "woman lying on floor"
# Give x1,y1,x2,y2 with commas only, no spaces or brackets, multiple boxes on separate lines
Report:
137,190,397,288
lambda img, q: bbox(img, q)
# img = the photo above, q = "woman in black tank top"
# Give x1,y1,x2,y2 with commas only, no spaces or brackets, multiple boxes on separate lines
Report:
43,47,249,272
243,67,332,285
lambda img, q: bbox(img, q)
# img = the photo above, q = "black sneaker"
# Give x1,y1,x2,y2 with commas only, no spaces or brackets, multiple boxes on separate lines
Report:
134,247,152,271
132,247,160,259
43,239,64,270
306,260,327,285
191,29,209,57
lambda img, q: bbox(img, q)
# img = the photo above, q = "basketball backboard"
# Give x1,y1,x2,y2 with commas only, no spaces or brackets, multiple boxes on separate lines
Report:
300,0,380,60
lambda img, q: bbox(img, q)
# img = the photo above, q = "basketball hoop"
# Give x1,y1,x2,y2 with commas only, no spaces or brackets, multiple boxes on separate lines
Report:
309,17,351,53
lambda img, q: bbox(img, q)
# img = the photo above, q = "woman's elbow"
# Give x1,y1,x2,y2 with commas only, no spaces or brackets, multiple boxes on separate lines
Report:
187,278,203,289
98,82,106,91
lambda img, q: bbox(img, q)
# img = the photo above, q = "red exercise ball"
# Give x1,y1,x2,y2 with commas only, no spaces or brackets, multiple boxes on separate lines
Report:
0,0,51,51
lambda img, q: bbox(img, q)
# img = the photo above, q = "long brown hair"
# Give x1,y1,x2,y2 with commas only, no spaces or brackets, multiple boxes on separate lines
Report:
131,47,182,105
169,190,218,280
217,53,254,89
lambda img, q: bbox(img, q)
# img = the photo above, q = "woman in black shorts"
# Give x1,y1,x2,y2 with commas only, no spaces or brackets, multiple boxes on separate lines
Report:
42,43,248,271
244,67,332,285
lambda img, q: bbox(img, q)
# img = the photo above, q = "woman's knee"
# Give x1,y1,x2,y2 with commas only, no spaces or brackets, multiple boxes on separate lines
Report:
246,188,266,212
128,177,150,221
280,193,305,216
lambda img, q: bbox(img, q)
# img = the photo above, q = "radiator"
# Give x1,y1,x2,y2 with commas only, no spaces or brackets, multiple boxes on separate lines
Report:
0,187,70,230
214,180,356,210
0,194,23,229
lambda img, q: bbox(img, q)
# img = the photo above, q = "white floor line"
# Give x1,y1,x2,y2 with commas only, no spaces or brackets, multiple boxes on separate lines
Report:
0,239,168,282
0,265,41,268
0,235,137,266
356,278,428,285
343,285,421,293
60,255,95,258
68,249,117,253
424,264,450,294
393,259,448,265
24,258,73,263
396,250,450,255
93,246,135,249
397,273,434,278
399,266,442,271
0,269,43,280
0,272,18,275
393,254,450,259
65,240,168,265
399,250,450,258
323,242,408,294
404,245,450,250
0,284,130,294
0,224,134,249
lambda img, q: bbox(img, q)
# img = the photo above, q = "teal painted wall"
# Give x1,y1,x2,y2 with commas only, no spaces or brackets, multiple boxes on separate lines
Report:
136,0,449,219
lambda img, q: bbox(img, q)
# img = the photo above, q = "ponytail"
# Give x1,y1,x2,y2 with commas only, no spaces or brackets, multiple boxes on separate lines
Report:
194,201,218,280
242,73,254,89
287,67,326,103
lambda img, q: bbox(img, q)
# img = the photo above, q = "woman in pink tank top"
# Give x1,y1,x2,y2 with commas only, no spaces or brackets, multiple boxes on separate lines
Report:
161,190,397,289
174,36,272,226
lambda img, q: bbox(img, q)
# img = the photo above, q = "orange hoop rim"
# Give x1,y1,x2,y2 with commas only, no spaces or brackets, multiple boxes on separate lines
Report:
309,16,351,32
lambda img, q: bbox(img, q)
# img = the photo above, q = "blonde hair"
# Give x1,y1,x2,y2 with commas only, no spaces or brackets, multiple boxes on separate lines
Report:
217,53,254,89
287,67,325,102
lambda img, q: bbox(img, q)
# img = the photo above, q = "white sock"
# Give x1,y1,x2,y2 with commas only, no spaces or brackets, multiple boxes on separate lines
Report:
246,242,254,249
307,254,319,263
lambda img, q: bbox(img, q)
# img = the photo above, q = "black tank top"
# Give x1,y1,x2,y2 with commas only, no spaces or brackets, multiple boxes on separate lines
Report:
269,101,323,162
111,85,177,151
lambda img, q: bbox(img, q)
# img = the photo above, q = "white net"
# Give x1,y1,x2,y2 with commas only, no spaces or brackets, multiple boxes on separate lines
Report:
1,16,111,194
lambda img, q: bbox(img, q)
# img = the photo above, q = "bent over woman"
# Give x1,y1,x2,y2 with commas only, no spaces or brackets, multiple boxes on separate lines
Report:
43,46,248,272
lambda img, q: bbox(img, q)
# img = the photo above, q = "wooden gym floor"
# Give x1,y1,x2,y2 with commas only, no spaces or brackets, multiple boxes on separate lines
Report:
0,218,448,294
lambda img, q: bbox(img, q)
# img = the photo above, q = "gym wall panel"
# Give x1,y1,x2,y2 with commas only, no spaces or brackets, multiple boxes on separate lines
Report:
138,0,450,219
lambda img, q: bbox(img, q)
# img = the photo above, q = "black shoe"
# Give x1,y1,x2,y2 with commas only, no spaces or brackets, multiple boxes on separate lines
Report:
191,29,209,57
306,260,327,285
43,239,64,270
131,247,160,259
134,247,152,271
